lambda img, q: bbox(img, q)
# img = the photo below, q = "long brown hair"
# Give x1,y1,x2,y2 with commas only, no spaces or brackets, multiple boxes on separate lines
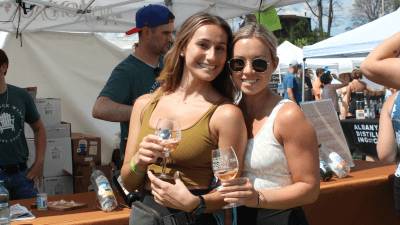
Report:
156,12,234,100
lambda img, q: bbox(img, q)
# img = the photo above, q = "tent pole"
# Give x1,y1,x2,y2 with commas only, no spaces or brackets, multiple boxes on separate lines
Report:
302,58,306,102
20,5,46,33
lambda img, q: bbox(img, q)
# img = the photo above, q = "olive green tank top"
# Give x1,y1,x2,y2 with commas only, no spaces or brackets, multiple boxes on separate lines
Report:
138,96,221,188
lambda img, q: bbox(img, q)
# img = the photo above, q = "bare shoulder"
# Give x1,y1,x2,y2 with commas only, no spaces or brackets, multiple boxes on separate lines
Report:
133,94,153,111
213,103,244,121
275,101,309,130
274,101,316,143
277,101,304,120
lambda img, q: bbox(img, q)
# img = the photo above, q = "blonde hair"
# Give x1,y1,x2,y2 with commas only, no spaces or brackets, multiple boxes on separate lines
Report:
232,23,278,68
156,12,234,99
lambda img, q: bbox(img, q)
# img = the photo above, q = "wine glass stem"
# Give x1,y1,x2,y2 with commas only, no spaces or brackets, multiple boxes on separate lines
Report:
161,149,169,175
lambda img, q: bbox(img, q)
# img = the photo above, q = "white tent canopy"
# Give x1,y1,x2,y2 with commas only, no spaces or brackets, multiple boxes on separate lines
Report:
1,0,305,164
276,40,303,72
0,0,303,33
303,7,400,58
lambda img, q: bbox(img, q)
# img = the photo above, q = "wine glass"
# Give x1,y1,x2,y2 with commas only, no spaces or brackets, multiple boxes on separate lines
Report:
154,118,181,181
212,146,239,208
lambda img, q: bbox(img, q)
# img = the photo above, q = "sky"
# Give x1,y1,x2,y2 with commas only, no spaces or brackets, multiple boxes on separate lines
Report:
278,0,354,35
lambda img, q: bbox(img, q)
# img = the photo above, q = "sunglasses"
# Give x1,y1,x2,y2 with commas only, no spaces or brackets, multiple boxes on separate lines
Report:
228,58,269,73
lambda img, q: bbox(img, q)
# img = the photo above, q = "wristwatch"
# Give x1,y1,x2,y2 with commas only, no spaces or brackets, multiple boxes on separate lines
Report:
191,195,206,216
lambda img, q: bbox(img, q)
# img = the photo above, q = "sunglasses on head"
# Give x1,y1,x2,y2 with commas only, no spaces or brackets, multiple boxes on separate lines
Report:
228,58,269,73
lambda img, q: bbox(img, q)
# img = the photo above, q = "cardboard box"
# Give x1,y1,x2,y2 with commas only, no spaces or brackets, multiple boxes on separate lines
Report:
71,133,101,166
42,176,73,196
73,164,112,193
27,137,73,177
25,122,71,139
35,98,61,126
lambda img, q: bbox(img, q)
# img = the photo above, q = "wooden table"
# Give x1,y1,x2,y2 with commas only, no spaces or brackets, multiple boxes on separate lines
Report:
304,160,400,225
11,192,131,225
11,160,400,225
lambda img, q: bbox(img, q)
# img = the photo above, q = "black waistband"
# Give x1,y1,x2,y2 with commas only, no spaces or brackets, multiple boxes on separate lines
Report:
0,163,27,174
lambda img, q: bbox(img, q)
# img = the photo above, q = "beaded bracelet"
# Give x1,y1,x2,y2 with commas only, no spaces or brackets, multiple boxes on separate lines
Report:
256,191,264,208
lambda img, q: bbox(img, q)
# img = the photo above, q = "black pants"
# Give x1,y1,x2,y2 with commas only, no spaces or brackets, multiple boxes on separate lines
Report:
130,191,217,225
237,206,309,225
393,175,400,215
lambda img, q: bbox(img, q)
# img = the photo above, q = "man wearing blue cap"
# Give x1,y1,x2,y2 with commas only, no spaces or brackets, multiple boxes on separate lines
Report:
92,4,175,167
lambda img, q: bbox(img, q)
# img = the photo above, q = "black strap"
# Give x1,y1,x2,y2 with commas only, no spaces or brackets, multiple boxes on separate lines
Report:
162,211,195,225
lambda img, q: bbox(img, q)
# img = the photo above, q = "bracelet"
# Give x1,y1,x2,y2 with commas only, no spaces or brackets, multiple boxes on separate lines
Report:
130,158,146,176
256,191,263,208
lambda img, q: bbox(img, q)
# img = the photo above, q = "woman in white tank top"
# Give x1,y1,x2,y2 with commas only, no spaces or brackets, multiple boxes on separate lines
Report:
219,23,320,225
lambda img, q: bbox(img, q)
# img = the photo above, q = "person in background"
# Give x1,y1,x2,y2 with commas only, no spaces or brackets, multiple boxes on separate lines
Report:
303,68,314,101
312,68,324,100
344,69,368,117
337,72,352,118
121,13,247,225
221,23,319,225
92,4,175,167
0,49,46,200
320,71,349,116
282,61,301,103
361,32,400,89
361,32,400,162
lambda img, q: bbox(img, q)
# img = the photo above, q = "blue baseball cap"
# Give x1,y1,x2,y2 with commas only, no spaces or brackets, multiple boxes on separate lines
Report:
126,4,175,35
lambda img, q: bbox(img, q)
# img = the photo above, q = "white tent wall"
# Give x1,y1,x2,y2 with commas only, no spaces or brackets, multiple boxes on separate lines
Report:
3,31,128,164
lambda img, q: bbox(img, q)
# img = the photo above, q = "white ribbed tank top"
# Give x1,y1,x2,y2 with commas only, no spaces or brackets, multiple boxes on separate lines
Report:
242,99,293,190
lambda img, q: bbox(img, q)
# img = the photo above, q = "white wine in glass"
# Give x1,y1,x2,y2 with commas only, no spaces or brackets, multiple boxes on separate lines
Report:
212,146,239,208
154,118,181,181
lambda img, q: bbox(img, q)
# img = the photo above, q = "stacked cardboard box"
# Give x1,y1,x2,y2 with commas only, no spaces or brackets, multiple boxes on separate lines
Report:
26,97,73,196
71,133,104,193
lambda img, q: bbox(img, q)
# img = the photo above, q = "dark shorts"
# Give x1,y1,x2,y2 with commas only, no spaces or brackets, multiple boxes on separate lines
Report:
0,166,37,200
130,190,217,225
237,205,309,225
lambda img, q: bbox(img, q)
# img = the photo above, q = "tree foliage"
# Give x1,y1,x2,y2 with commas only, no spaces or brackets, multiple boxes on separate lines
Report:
352,0,400,27
304,0,342,37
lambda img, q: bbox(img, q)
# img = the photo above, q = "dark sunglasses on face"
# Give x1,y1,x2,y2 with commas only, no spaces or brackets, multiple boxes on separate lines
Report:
228,58,269,73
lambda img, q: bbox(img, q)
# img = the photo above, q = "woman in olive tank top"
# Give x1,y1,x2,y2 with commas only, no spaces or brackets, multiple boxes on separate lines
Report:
120,13,247,225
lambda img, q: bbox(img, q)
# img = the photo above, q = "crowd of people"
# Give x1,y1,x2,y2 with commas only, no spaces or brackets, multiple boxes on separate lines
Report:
1,3,400,225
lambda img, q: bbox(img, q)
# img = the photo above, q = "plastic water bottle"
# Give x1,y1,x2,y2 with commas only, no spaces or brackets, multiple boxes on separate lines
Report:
327,152,350,178
319,160,333,181
0,180,10,225
90,166,118,212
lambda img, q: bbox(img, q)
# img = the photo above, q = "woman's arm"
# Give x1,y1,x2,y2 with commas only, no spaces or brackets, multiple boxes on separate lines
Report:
361,32,400,88
121,94,164,191
260,103,319,209
148,104,248,212
377,94,397,163
331,74,349,89
219,103,319,209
